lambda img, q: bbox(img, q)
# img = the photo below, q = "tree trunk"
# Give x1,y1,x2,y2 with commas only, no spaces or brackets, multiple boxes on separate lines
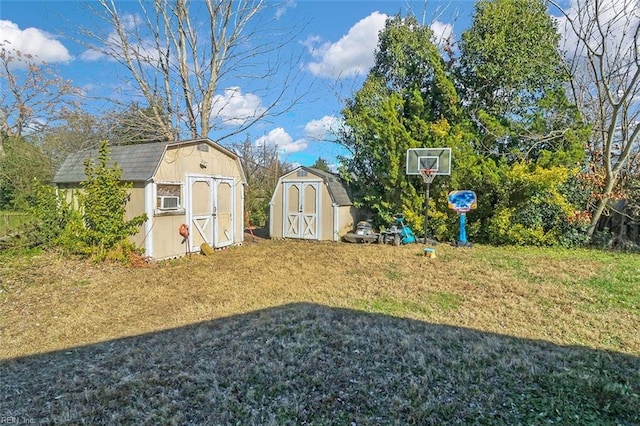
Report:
587,176,618,238
588,198,606,238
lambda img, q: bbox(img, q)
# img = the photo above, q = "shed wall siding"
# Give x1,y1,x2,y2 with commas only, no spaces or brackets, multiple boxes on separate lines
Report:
270,182,284,238
283,171,321,182
155,145,242,182
151,214,189,259
319,185,334,240
126,184,147,248
337,206,358,238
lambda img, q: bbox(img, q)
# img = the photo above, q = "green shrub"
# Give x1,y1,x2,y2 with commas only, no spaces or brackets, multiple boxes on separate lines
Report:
78,141,147,259
485,163,590,246
29,182,73,246
29,141,147,262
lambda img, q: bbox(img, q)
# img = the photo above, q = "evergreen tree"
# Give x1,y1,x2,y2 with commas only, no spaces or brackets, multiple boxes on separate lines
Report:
338,9,591,245
79,141,147,256
457,0,588,166
455,0,592,245
339,14,477,237
311,157,331,172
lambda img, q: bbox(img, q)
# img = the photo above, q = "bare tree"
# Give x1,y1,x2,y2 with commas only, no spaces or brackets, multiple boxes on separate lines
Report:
0,43,83,206
33,104,170,173
34,109,105,170
551,0,640,237
101,104,171,145
80,0,306,143
230,135,291,227
0,43,80,151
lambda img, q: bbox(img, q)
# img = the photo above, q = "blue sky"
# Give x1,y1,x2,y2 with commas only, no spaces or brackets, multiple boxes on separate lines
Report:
0,0,479,168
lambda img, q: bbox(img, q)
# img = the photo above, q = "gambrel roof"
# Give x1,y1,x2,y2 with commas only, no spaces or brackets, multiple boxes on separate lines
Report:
53,142,166,183
297,166,353,206
53,138,243,184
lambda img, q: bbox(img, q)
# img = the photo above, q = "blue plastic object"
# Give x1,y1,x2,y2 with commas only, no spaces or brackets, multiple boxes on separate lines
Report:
395,214,416,244
400,224,416,244
458,212,467,244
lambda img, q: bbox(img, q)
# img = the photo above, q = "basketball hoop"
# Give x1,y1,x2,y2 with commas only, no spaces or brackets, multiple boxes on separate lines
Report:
419,168,437,184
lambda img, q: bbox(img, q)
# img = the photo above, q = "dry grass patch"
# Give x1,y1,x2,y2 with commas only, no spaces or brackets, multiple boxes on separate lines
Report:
1,303,639,424
1,239,639,423
1,241,638,358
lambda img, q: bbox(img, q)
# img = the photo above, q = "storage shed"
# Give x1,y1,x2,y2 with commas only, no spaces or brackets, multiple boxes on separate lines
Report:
269,166,357,241
53,138,246,259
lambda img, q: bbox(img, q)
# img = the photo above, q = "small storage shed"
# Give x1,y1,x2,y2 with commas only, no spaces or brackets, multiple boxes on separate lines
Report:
269,166,357,241
53,138,246,259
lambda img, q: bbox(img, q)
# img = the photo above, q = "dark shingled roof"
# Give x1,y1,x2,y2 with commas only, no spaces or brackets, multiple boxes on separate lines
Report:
301,166,353,206
53,142,168,184
53,139,243,184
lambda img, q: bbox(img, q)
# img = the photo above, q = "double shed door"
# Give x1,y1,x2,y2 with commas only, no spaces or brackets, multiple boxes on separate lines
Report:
283,181,320,239
187,175,235,251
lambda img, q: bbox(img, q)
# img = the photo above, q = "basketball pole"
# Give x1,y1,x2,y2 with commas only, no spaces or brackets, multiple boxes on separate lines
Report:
410,147,451,244
419,169,436,245
424,181,430,243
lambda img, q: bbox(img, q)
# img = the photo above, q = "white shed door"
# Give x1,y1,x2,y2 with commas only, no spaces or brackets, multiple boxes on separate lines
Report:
188,176,235,251
213,178,234,248
188,176,214,252
283,182,319,239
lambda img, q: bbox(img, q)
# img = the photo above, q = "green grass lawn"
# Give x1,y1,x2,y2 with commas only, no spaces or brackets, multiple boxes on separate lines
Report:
0,240,638,424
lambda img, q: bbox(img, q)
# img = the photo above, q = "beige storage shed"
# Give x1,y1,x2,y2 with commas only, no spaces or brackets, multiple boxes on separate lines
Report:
53,138,246,259
269,166,358,241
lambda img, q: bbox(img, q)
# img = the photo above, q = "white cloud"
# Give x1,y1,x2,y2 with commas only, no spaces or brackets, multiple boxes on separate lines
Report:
211,87,267,126
430,21,454,48
304,115,342,140
252,116,343,157
555,0,640,58
306,11,388,78
0,20,72,67
305,13,456,79
256,127,307,153
79,49,104,61
275,0,296,20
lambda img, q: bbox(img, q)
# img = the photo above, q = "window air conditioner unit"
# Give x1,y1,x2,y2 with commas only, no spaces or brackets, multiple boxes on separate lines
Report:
159,195,180,210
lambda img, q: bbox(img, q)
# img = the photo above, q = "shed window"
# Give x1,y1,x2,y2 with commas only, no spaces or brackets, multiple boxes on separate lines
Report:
296,170,308,177
157,183,182,211
197,143,209,152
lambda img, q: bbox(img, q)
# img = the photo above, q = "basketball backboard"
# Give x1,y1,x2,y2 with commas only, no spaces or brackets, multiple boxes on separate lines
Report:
406,148,451,175
448,190,477,212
